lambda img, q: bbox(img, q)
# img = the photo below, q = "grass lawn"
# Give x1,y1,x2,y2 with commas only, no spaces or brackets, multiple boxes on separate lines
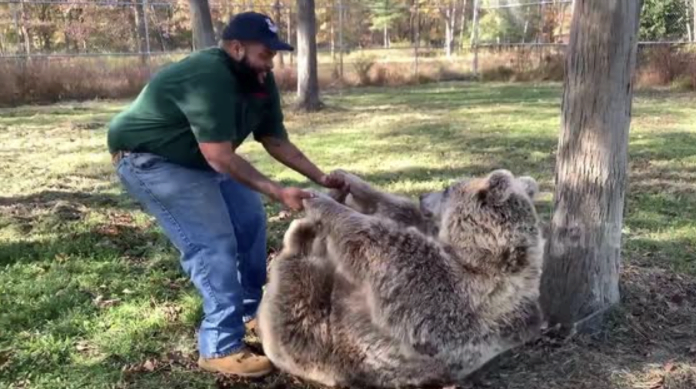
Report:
1,82,695,389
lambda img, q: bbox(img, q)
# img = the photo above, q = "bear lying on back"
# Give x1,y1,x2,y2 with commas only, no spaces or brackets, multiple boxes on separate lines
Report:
257,169,545,388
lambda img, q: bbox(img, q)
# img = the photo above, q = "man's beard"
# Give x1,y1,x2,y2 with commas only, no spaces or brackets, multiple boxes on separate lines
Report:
230,54,268,92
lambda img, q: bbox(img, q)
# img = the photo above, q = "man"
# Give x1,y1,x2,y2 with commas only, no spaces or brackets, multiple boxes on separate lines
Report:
107,12,346,377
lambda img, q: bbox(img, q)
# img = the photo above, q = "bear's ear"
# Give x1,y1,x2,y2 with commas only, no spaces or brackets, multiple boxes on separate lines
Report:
478,169,514,205
518,176,539,199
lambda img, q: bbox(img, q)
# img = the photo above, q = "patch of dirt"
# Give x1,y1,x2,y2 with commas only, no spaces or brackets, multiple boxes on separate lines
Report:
0,199,88,234
92,211,159,257
455,264,696,389
51,200,85,221
121,351,198,377
69,121,106,131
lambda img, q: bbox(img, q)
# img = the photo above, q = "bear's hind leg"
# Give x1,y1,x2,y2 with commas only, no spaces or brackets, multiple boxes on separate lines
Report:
257,218,341,387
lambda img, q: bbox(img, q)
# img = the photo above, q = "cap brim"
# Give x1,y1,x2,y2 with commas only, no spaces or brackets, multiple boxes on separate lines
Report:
264,37,294,52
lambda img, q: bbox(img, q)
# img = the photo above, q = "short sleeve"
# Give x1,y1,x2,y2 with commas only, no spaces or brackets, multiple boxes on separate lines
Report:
174,67,238,143
253,72,289,142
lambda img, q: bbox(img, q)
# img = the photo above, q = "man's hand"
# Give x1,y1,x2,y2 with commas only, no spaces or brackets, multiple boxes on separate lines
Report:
318,171,350,192
277,187,315,212
199,141,309,210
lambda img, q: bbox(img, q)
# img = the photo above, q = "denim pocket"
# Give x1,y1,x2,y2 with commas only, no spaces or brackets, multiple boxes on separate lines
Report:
129,152,167,170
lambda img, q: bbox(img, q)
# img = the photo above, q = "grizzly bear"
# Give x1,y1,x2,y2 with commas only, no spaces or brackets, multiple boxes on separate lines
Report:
257,169,545,388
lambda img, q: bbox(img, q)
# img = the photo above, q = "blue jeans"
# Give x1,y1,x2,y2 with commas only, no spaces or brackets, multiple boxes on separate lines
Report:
114,152,267,358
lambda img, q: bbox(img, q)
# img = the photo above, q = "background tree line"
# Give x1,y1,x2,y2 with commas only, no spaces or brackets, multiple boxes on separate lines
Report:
1,0,693,57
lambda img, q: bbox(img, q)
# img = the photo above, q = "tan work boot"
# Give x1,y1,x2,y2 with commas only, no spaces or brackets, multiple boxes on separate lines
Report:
198,347,273,377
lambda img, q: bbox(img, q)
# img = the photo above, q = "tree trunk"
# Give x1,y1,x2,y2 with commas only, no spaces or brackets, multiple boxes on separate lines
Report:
330,3,335,60
134,0,149,64
409,0,415,44
188,0,216,50
274,0,284,67
441,0,456,57
18,0,31,56
692,0,696,42
559,3,567,43
38,5,52,51
63,7,73,53
296,0,322,111
445,1,456,57
413,0,419,77
458,0,468,53
287,6,294,66
540,0,643,333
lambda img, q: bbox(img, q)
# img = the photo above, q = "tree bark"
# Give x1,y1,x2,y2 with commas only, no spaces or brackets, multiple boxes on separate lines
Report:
134,0,149,64
458,0,468,53
330,2,335,60
413,0,419,77
274,0,285,67
296,0,323,111
540,0,643,333
287,5,294,66
188,0,216,50
441,0,456,57
18,0,31,56
692,0,696,42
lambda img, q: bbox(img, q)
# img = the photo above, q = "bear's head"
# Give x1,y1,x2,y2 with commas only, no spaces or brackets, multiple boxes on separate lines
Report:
419,169,542,273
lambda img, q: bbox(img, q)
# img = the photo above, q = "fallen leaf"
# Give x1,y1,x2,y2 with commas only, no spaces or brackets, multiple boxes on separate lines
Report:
648,376,664,389
100,299,121,308
93,295,121,308
143,359,156,372
75,341,92,352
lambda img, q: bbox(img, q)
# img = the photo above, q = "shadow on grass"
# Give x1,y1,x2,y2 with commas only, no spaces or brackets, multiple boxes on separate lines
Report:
0,220,166,267
0,103,122,120
630,132,696,161
0,188,139,211
337,82,563,111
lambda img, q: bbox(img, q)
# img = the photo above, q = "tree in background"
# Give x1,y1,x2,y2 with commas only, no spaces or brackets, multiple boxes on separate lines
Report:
2,0,693,64
188,0,216,49
368,0,403,48
540,0,643,333
296,0,322,111
639,0,691,41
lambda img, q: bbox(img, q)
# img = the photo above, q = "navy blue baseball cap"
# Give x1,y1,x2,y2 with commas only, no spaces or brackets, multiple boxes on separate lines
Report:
221,12,294,52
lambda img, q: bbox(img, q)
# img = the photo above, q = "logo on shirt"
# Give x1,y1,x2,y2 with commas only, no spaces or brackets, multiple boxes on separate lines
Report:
266,18,278,34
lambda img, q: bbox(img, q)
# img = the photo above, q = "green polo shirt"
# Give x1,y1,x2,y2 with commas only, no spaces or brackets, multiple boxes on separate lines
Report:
107,47,288,170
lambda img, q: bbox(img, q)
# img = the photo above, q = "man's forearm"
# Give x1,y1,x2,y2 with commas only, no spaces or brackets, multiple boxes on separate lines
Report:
262,138,325,184
209,151,283,201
